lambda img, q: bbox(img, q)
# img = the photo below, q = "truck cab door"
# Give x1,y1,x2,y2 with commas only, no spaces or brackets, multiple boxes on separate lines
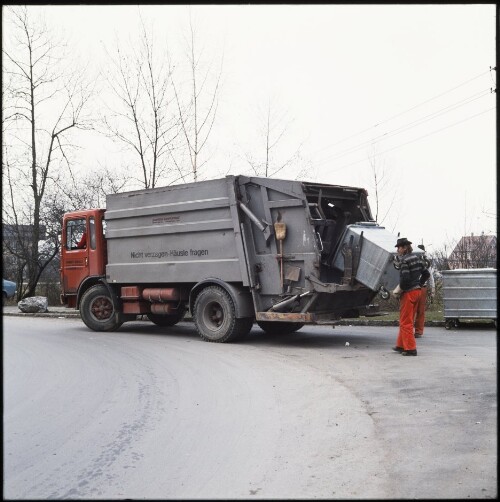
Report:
62,217,91,295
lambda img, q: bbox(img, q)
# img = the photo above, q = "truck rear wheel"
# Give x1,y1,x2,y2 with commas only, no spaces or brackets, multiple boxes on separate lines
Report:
147,308,185,327
80,284,123,332
193,285,253,342
257,321,304,335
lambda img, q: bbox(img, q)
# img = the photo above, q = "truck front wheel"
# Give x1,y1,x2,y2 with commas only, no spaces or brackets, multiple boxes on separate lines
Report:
193,285,253,342
80,284,123,332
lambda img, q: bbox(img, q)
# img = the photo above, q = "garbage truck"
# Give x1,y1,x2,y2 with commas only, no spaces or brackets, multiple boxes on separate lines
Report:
60,175,417,342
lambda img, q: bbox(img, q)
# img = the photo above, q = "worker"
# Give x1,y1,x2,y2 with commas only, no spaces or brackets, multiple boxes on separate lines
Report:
392,237,430,356
75,232,87,249
414,244,435,338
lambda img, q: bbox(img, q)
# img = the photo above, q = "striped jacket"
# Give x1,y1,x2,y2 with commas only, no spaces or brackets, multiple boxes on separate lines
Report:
399,253,430,291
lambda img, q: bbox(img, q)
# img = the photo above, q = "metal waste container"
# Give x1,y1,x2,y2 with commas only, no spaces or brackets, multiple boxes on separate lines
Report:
441,268,497,329
332,222,424,297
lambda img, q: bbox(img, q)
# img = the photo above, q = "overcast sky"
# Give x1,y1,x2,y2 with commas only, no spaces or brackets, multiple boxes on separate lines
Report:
4,4,497,252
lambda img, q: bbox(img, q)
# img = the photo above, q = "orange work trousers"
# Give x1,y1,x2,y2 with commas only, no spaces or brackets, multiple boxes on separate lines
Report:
396,289,421,351
414,286,427,336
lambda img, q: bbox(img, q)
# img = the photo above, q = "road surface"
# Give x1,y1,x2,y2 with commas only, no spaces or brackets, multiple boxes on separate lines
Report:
3,316,497,499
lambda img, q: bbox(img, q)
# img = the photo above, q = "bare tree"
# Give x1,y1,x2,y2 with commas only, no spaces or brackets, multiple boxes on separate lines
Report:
53,164,129,211
101,16,180,189
2,6,93,299
243,98,307,179
366,147,400,231
481,206,497,223
469,234,497,268
431,233,497,272
447,234,497,269
172,14,223,182
430,243,452,272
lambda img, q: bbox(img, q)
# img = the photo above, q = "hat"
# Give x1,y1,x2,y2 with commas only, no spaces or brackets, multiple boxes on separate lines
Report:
395,237,412,248
417,244,425,251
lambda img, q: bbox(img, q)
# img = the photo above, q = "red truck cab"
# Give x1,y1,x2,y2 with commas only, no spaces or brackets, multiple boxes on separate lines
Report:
60,209,107,307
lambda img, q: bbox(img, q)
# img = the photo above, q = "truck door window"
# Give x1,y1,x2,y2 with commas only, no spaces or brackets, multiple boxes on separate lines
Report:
66,219,87,250
89,217,96,250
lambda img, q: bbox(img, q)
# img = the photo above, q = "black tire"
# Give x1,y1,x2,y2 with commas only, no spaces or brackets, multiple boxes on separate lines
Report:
193,285,253,343
80,284,123,332
445,319,457,330
257,321,304,335
147,307,186,327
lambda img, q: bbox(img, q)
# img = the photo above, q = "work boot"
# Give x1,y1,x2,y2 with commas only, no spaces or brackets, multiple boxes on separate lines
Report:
414,333,423,338
401,349,417,356
392,346,404,353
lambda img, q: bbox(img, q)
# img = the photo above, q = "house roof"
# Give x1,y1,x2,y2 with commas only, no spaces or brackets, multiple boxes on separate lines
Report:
448,234,497,261
452,234,497,249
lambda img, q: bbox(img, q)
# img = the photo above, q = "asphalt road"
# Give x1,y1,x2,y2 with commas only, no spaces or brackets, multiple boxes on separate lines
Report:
3,316,497,499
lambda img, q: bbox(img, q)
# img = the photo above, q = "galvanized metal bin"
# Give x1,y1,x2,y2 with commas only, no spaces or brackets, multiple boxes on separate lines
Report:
332,223,424,297
441,268,497,329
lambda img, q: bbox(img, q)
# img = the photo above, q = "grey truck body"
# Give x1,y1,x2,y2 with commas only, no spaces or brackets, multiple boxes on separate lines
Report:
104,175,403,324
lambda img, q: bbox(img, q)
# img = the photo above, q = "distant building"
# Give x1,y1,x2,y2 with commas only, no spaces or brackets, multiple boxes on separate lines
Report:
448,233,497,269
2,224,47,280
3,224,47,246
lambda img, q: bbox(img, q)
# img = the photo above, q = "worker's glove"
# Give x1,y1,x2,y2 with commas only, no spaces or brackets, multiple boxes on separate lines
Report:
392,284,402,299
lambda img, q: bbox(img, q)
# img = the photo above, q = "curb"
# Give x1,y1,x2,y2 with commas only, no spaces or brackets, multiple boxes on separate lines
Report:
2,309,446,327
3,311,81,319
